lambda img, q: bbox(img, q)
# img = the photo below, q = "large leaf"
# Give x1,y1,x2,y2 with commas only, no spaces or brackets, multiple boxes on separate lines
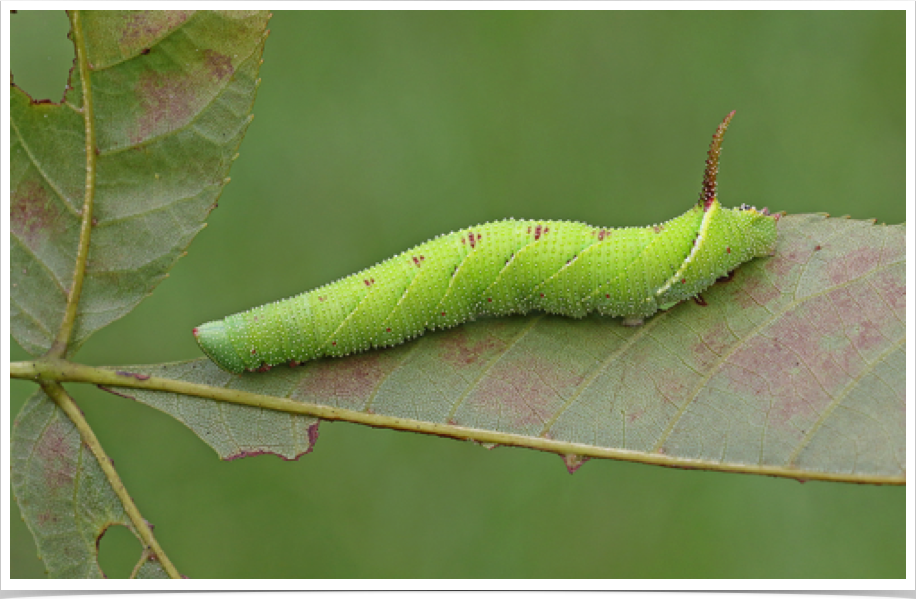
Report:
109,214,905,483
9,10,270,357
9,10,270,578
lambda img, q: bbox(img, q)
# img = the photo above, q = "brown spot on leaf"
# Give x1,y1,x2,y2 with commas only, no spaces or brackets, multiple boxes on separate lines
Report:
132,69,198,144
734,272,780,310
295,352,395,411
826,247,882,286
763,246,807,280
468,355,583,430
119,11,194,50
629,407,648,424
870,266,905,314
437,328,503,368
202,49,234,81
690,322,734,371
650,365,692,407
36,511,59,526
37,421,76,493
723,304,876,431
10,180,65,245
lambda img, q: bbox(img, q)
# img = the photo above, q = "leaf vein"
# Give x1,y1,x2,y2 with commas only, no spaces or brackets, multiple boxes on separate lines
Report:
9,118,81,216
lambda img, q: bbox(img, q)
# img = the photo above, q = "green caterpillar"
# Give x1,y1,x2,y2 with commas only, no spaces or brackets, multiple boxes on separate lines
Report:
196,111,778,374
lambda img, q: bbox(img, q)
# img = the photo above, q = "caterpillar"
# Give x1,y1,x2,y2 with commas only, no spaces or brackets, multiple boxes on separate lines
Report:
195,111,778,374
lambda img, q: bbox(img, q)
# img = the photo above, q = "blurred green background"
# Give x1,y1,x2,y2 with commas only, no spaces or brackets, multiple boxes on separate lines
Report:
10,10,905,578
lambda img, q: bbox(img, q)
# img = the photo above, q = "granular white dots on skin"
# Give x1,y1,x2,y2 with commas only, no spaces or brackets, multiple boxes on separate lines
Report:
202,207,772,371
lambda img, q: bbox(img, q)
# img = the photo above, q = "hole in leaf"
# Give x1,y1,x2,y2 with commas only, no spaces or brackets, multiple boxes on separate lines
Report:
97,524,141,578
10,11,74,103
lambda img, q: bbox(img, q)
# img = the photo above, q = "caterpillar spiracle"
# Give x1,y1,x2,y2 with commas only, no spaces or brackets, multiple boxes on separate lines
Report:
195,111,778,374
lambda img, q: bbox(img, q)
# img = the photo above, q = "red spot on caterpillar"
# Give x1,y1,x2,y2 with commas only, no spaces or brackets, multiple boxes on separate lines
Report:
250,349,257,355
441,311,446,316
605,294,610,298
726,247,731,254
814,245,822,251
318,296,326,302
597,229,611,241
534,224,544,240
288,360,301,368
468,232,477,248
653,224,664,233
693,295,708,306
257,363,271,372
487,298,493,302
540,293,545,297
331,341,337,346
412,256,423,267
192,327,199,336
364,278,375,286
681,278,687,284
386,328,391,332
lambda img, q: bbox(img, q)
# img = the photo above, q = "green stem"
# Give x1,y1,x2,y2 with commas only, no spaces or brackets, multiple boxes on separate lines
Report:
11,359,905,486
38,380,182,579
50,10,97,358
